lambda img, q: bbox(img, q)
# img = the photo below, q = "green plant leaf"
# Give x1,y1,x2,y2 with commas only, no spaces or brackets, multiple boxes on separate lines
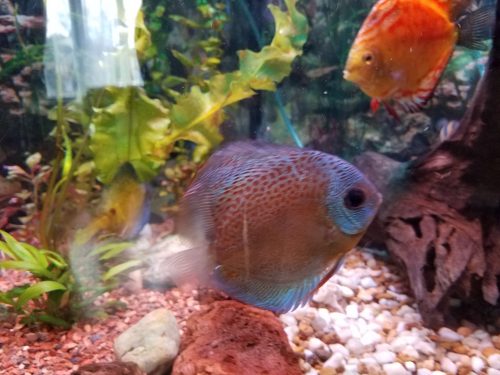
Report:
89,87,171,183
0,230,36,263
0,260,54,279
102,260,142,281
37,314,71,328
15,281,67,309
89,242,133,260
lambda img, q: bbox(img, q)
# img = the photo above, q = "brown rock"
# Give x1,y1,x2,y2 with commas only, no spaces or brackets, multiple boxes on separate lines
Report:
172,300,301,375
72,361,146,375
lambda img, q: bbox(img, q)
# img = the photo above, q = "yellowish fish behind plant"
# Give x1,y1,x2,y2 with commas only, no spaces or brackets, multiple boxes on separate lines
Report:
73,164,151,246
343,0,494,117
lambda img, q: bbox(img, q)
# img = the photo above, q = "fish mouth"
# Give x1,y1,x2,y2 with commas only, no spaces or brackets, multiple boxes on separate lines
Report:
343,69,351,81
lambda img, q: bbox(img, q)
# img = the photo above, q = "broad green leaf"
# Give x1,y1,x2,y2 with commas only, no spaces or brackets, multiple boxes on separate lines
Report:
102,260,142,281
90,87,171,183
0,260,54,279
15,281,67,309
41,250,68,269
1,231,36,263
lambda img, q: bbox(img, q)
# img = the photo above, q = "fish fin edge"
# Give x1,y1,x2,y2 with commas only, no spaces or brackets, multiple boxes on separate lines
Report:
457,4,495,51
161,245,213,287
213,267,323,313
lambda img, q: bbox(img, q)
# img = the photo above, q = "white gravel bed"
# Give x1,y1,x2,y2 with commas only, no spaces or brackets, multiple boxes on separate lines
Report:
280,251,500,375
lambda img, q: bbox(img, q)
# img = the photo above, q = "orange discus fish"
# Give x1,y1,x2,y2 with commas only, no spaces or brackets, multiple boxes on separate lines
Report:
343,0,494,117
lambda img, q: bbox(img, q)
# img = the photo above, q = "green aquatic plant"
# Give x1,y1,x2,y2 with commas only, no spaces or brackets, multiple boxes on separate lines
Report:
58,0,308,185
0,230,138,327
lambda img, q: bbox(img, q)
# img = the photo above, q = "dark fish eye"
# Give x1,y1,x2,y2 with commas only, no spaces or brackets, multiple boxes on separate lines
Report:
362,52,373,64
344,188,366,209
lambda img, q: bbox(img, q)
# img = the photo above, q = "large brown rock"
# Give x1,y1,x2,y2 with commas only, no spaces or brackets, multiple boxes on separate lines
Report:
172,300,301,375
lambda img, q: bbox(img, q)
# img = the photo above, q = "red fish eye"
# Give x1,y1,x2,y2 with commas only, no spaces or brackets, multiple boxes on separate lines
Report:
362,52,373,64
344,188,366,209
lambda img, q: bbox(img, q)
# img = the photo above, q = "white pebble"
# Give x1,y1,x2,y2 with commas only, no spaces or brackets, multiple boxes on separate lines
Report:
279,314,297,327
308,337,328,352
336,275,360,289
391,335,419,352
440,357,457,374
323,352,345,369
305,369,318,375
447,352,470,366
339,285,355,298
329,343,349,357
379,298,399,308
311,308,331,332
346,338,365,355
374,350,396,364
438,327,463,342
383,362,410,375
431,372,446,375
488,369,500,375
284,326,298,341
471,356,485,373
334,326,353,342
346,303,359,319
303,349,315,361
488,353,500,370
357,289,374,302
417,369,432,375
404,361,416,372
396,305,415,317
344,363,359,374
400,345,420,360
462,336,480,348
414,340,436,356
360,330,382,347
360,307,375,321
360,276,377,288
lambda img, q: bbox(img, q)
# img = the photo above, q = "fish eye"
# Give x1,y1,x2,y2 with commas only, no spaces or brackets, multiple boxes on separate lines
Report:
344,188,366,210
362,52,374,64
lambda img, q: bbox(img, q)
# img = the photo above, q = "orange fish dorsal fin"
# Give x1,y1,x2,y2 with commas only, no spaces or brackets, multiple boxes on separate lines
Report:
432,0,453,14
393,47,453,113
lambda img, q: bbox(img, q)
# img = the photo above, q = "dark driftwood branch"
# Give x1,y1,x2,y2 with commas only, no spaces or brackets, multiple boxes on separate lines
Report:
356,2,500,326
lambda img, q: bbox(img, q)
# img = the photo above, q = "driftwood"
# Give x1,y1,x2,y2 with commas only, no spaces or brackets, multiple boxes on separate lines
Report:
356,2,500,326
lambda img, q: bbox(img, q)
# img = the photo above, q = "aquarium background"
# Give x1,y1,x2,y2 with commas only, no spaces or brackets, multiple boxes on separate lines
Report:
0,0,499,374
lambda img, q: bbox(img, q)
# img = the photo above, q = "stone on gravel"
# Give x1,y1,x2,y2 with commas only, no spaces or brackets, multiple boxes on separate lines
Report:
471,356,485,372
383,362,410,375
172,300,301,375
374,350,396,364
440,357,457,374
438,327,463,342
114,308,180,375
488,353,500,370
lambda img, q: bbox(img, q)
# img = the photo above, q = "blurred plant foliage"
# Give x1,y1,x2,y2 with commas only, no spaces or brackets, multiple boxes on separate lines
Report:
54,0,308,185
0,231,135,327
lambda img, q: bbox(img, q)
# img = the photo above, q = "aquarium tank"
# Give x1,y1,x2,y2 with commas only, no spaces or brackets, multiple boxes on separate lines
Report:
0,0,499,374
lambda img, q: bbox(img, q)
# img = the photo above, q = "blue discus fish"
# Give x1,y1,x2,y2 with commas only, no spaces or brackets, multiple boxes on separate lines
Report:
169,142,382,312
